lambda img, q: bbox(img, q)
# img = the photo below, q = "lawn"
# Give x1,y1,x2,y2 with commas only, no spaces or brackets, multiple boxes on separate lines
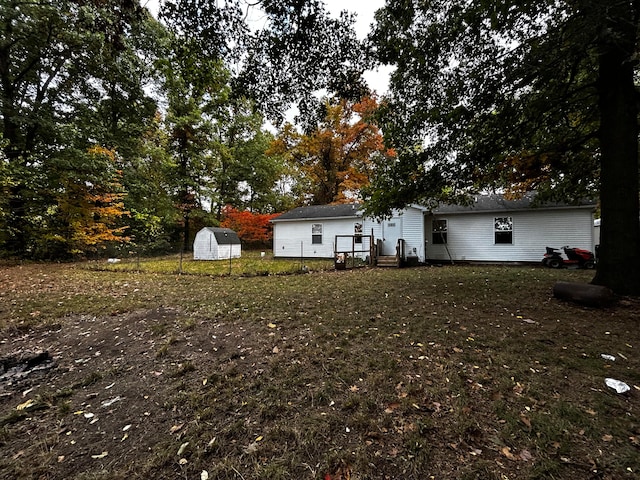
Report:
86,250,336,276
1,261,638,479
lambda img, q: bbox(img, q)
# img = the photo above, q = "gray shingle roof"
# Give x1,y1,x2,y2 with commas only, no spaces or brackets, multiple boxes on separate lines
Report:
202,227,241,244
271,203,362,222
432,193,596,214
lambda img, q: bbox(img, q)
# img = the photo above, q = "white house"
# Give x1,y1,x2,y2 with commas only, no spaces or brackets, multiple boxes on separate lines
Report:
425,194,596,263
193,227,241,260
271,203,429,261
271,204,364,259
271,194,597,264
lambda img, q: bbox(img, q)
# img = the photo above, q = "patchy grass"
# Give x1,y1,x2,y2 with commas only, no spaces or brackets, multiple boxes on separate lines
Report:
0,262,639,479
85,250,334,276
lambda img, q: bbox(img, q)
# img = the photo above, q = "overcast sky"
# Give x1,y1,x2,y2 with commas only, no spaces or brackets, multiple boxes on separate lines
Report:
143,0,391,94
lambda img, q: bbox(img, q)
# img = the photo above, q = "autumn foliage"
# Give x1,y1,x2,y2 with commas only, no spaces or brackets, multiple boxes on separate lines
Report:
55,146,130,255
270,96,395,205
220,206,278,246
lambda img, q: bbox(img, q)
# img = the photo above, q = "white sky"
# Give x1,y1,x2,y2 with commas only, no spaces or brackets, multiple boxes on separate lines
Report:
143,0,391,94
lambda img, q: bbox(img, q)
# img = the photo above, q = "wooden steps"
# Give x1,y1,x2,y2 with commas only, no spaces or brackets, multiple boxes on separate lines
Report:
377,255,400,267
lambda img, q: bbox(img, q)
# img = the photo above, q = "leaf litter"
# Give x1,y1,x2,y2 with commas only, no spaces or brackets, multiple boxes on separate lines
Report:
1,263,639,479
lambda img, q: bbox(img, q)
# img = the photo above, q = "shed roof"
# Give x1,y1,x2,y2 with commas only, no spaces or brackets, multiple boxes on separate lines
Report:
271,203,362,222
432,193,596,215
200,227,241,244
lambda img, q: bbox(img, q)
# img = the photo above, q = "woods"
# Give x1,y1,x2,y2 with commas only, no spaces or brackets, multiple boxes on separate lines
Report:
1,0,639,294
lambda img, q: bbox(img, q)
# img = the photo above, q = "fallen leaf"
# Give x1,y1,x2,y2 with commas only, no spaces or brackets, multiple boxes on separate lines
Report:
170,424,184,434
520,415,532,429
501,446,516,460
255,435,263,442
244,442,259,454
91,451,108,459
16,399,35,411
272,346,279,354
101,396,122,407
453,347,463,353
267,323,276,329
179,458,188,465
385,402,401,414
602,434,613,442
177,442,189,456
519,449,534,461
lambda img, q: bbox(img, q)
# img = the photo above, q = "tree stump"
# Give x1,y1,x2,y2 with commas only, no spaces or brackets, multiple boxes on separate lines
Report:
553,281,615,307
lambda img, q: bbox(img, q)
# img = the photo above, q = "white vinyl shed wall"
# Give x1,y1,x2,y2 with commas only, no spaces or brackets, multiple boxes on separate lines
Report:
193,228,241,260
425,207,595,263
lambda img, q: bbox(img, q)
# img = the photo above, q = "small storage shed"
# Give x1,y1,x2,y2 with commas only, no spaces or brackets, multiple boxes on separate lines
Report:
193,227,241,260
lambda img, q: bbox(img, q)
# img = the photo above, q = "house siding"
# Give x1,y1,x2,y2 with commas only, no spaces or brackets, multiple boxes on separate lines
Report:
401,207,426,260
426,208,594,262
273,218,361,258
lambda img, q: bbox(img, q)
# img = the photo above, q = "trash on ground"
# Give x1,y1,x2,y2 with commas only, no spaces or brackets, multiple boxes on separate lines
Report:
605,378,630,394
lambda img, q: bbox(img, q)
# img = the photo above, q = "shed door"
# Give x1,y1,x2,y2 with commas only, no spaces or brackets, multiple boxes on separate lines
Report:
382,217,403,255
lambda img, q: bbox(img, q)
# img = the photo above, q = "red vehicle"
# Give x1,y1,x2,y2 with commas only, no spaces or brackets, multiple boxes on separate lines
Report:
542,246,596,269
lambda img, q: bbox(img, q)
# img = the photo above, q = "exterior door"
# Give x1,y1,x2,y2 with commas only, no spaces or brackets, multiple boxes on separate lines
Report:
382,217,403,255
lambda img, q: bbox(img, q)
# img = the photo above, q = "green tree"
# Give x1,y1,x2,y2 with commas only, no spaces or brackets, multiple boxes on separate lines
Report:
208,99,289,217
160,0,369,126
122,112,178,256
157,31,230,252
367,0,640,295
0,0,159,258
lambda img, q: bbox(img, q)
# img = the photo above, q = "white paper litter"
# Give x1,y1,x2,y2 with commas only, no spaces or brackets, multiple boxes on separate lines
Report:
605,378,630,394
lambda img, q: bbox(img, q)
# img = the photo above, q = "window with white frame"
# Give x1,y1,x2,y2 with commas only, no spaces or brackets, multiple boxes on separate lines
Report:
494,217,513,244
312,223,323,244
354,222,363,244
432,219,447,244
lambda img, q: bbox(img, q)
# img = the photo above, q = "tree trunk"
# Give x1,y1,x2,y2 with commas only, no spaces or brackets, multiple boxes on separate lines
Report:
182,213,190,253
592,5,640,295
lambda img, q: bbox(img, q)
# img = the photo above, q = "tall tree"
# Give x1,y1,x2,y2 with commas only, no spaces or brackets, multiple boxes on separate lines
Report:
161,0,370,126
158,32,230,251
208,99,288,217
271,97,392,205
367,0,640,295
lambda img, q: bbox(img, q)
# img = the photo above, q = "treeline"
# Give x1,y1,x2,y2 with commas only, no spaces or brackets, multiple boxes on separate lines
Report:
0,1,385,259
